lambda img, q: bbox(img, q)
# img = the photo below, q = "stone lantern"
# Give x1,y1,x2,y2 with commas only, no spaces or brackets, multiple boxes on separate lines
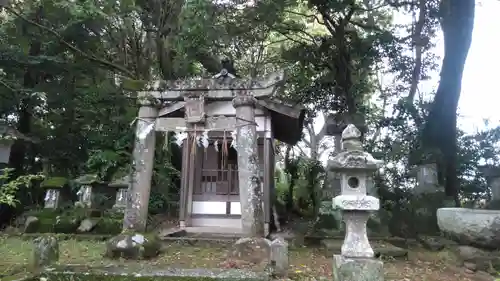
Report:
329,124,384,281
41,177,69,209
74,174,111,208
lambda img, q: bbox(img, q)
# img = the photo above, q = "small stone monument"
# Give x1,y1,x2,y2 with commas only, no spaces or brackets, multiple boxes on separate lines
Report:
44,189,59,209
32,235,59,269
413,163,441,195
270,237,288,277
479,165,500,202
329,124,384,281
109,175,129,211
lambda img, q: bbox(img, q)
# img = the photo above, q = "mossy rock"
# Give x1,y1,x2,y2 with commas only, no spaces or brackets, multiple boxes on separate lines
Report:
53,218,80,233
40,177,69,189
27,217,78,234
22,218,52,234
61,208,102,221
21,208,104,234
19,207,121,235
92,218,122,235
105,233,161,260
22,212,59,234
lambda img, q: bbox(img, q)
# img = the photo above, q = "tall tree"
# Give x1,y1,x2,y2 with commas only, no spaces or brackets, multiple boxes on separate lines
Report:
420,0,475,204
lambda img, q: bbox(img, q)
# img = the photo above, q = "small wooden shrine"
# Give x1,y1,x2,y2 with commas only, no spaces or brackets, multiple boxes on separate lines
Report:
124,65,306,236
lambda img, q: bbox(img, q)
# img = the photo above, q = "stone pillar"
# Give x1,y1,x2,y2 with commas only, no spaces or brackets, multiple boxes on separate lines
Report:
330,125,384,281
123,104,158,232
232,94,264,237
262,115,273,236
179,138,190,229
44,189,60,209
270,237,288,277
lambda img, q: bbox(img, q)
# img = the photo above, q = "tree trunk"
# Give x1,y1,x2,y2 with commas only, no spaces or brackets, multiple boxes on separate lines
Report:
9,6,43,176
421,0,475,204
284,145,294,212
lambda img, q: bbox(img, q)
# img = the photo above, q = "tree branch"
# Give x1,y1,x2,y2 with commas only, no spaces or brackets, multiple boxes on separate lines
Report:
407,0,426,103
302,137,311,147
294,144,307,158
316,111,328,142
0,78,17,93
6,6,135,78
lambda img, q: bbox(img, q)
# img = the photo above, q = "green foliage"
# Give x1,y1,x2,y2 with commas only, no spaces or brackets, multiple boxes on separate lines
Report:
86,150,131,182
0,0,485,226
318,200,337,216
0,168,44,206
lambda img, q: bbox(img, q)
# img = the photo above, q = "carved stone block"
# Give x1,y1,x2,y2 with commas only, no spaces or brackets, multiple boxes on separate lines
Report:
44,189,60,209
184,97,205,123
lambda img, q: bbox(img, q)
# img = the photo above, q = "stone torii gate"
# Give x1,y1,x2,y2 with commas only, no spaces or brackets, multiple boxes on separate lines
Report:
123,67,300,236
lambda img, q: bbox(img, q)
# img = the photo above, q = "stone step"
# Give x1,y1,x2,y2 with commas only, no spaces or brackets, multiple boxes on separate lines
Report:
321,239,408,259
160,237,238,246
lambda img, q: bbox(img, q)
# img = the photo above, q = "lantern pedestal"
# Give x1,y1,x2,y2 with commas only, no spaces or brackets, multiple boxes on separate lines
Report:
333,195,380,259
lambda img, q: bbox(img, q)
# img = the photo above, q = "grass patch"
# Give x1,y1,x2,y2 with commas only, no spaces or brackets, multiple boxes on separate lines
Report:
0,237,492,281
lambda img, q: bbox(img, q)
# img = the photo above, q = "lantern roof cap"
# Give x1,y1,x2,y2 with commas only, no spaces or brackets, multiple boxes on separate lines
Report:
328,125,383,171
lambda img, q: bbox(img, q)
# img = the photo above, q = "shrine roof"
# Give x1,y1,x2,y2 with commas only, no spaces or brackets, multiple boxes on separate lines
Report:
261,98,305,145
157,98,305,145
147,70,305,145
138,71,285,101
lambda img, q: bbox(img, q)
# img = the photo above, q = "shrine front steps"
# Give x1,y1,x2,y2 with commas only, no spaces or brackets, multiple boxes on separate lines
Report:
157,227,243,246
321,239,409,259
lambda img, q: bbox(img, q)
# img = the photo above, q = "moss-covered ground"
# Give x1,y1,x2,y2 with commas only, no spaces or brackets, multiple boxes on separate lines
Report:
0,237,494,281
